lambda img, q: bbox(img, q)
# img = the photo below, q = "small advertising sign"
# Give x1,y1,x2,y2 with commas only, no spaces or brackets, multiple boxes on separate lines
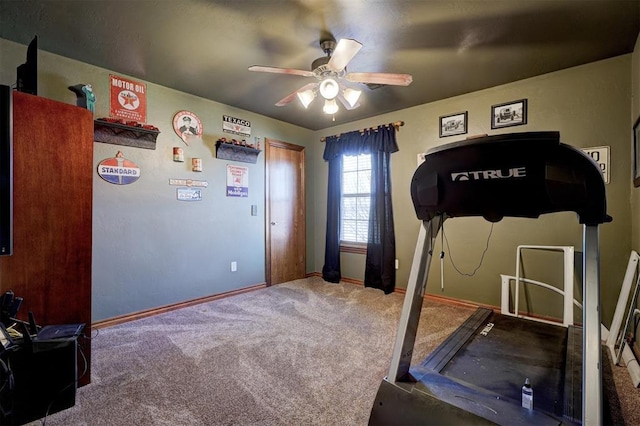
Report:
177,188,202,201
168,179,208,187
581,146,610,184
226,164,249,197
223,115,251,137
110,74,147,122
97,151,140,185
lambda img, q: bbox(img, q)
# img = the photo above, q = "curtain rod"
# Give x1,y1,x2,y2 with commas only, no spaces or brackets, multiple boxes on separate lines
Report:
320,121,404,142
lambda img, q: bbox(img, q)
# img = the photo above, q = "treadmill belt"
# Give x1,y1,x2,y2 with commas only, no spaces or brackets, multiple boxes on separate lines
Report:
438,313,568,416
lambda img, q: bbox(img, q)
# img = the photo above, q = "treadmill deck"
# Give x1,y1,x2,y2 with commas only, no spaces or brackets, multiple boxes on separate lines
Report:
414,309,575,418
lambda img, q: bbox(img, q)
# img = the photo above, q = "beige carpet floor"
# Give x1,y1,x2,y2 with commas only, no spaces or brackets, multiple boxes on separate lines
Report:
31,276,638,425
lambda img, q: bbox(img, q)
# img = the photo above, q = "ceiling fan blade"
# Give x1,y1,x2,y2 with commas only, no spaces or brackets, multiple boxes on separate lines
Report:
275,82,318,107
345,72,413,86
327,39,362,72
248,65,315,77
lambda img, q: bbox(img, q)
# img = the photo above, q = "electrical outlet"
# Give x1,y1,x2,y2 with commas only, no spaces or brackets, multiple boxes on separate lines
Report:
231,261,237,272
395,259,399,270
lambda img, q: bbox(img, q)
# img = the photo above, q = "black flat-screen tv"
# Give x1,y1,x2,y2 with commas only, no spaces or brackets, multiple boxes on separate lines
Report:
16,36,38,95
0,84,12,256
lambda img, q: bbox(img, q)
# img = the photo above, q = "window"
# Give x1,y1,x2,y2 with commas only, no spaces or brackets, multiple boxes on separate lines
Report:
341,153,371,246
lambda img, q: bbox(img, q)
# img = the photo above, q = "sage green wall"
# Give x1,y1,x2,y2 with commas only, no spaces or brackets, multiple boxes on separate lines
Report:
313,55,633,327
0,38,317,321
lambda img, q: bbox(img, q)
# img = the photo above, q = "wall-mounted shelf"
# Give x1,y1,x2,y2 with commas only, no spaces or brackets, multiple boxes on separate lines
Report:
216,141,261,164
94,120,160,150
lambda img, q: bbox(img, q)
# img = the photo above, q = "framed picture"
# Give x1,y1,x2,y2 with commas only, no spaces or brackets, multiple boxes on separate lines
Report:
634,115,640,187
439,111,468,138
491,99,527,129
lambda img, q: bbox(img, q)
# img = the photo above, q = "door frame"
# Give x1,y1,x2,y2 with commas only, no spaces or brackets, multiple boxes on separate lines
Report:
265,138,306,286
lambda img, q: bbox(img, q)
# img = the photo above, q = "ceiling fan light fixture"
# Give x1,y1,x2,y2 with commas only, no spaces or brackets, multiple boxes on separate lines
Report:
323,98,339,115
297,89,315,108
319,78,339,100
343,88,362,108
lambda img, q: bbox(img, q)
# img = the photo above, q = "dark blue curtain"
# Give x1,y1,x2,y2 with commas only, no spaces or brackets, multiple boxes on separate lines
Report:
322,125,399,292
364,128,398,294
321,150,342,283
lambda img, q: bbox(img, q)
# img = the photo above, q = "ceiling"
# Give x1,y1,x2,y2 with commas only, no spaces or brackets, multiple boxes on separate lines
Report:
1,0,638,131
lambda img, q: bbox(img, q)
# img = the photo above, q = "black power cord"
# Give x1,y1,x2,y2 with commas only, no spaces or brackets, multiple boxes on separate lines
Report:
441,219,494,277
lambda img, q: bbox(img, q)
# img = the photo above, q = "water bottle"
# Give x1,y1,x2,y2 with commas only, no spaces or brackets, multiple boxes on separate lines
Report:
522,378,533,410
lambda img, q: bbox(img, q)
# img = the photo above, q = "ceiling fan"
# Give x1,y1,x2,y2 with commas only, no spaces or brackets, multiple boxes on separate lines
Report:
248,37,413,115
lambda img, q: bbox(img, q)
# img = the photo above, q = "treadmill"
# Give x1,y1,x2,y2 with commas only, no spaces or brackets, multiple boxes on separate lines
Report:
369,132,611,425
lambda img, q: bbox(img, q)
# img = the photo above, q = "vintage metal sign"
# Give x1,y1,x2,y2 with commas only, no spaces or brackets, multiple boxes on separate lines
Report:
97,151,140,185
176,187,202,201
226,164,249,197
168,178,208,187
222,115,251,137
173,110,203,145
109,74,147,123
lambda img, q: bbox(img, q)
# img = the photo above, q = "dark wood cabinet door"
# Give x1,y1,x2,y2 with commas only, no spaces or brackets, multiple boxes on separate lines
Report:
0,92,93,385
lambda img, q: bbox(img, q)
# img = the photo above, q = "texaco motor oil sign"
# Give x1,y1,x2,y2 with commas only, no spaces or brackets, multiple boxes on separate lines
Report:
110,74,147,123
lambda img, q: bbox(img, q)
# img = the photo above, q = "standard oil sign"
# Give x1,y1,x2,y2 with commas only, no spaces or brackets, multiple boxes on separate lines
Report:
98,151,140,185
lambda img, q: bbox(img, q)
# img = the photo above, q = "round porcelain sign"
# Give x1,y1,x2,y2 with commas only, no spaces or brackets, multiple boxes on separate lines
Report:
97,151,140,185
173,110,203,145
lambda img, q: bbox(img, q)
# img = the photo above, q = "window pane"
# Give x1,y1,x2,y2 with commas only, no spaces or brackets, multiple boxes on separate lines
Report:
342,219,356,242
357,196,370,220
343,171,357,194
357,154,371,171
343,155,358,172
341,153,371,244
358,170,371,193
343,197,357,220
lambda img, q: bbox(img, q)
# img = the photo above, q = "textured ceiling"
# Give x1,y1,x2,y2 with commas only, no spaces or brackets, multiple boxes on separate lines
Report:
0,0,638,130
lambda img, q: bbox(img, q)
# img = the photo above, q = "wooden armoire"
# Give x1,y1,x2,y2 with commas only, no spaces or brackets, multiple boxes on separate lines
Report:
0,91,93,385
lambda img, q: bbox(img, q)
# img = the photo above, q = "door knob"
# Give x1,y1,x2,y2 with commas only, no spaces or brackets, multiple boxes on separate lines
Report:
271,221,278,225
